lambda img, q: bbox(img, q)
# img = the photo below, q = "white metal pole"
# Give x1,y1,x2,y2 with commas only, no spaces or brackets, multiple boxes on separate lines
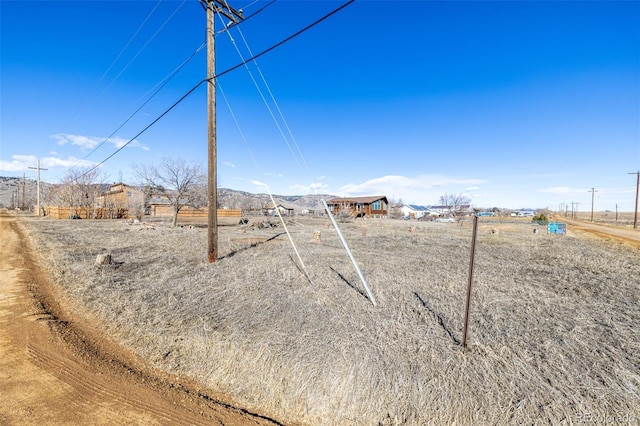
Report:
267,191,313,285
322,199,376,306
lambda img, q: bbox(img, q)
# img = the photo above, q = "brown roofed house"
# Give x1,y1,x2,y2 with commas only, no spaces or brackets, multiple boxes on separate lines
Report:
325,195,388,219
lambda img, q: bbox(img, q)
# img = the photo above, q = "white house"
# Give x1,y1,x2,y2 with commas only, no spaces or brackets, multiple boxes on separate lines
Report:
401,204,429,219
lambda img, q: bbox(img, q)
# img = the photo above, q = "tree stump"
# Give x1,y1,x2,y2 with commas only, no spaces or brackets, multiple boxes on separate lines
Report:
95,253,112,265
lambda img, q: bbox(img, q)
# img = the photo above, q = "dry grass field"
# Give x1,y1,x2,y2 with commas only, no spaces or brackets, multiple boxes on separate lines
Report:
21,216,640,425
571,211,637,228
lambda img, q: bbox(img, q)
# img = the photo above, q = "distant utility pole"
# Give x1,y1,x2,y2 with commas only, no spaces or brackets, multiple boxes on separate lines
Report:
629,171,639,229
589,188,598,222
28,159,48,216
22,173,26,211
615,204,618,222
202,0,243,263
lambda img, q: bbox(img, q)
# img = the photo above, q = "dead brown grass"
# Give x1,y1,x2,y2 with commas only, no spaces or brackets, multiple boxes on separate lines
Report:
20,216,640,425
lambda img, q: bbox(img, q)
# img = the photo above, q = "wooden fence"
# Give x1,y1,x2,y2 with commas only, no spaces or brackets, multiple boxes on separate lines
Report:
151,205,240,219
45,206,241,222
45,206,129,219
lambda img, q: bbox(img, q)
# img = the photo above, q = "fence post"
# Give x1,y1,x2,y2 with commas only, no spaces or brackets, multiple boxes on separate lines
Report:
462,214,479,351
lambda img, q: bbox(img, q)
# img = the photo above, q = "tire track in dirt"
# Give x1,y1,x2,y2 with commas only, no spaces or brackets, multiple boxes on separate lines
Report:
0,210,283,426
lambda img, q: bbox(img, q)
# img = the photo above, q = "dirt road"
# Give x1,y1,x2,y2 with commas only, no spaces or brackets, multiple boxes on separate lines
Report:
559,216,640,248
0,211,281,426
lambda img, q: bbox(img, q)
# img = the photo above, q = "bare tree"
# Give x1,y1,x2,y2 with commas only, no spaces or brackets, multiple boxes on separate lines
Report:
438,193,472,216
126,190,146,220
47,167,105,218
388,197,404,219
133,157,206,226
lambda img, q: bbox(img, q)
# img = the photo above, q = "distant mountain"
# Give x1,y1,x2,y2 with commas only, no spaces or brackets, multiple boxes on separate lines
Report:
0,176,51,209
217,188,336,212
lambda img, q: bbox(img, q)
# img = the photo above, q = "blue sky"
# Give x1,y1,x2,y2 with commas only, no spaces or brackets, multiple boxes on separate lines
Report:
1,0,639,210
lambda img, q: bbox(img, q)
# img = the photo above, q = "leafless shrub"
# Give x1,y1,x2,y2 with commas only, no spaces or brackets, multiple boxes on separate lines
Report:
21,217,640,425
133,157,206,227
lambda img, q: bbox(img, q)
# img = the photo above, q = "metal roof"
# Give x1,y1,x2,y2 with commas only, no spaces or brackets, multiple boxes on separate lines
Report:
407,204,429,211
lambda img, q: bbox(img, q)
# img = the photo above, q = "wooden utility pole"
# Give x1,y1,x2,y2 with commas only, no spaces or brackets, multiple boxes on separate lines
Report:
629,171,639,229
589,188,598,222
21,173,26,210
28,159,48,216
202,0,243,263
206,0,217,263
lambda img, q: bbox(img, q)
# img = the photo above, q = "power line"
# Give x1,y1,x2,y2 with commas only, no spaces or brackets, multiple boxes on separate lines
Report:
53,42,207,180
99,0,188,97
69,0,355,184
219,16,304,171
212,0,275,34
74,0,280,171
72,79,207,182
211,0,355,178
236,24,311,174
59,0,164,133
213,0,355,80
96,0,164,90
86,44,206,161
218,82,259,168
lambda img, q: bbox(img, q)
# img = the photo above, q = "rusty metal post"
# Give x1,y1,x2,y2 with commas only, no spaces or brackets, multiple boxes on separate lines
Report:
462,214,479,352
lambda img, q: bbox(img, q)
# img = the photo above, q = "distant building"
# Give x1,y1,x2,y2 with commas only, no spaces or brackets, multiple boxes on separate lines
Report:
511,210,535,217
265,203,296,217
401,204,429,219
96,183,144,218
325,196,388,218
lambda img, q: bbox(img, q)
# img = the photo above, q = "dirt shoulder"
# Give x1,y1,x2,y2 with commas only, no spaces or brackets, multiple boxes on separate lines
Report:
558,216,640,248
0,211,282,426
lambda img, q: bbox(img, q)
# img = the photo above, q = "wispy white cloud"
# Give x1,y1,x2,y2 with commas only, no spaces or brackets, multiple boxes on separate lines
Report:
0,154,98,172
223,161,236,168
291,181,329,194
537,186,583,195
52,133,99,149
338,174,486,204
51,133,148,151
264,172,284,178
42,156,98,169
0,156,29,172
340,174,485,195
250,179,268,189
